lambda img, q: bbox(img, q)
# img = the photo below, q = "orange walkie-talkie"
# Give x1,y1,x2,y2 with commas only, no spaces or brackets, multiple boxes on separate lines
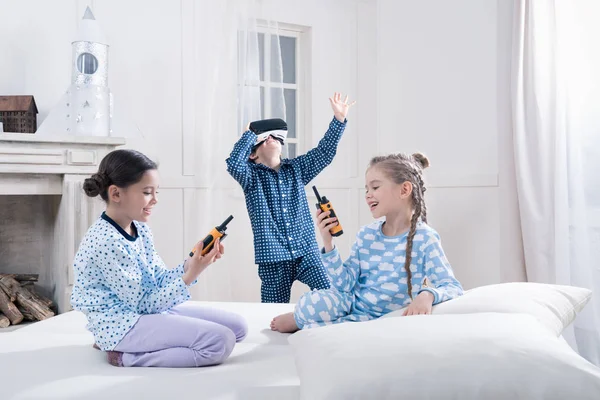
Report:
312,186,343,237
189,215,234,257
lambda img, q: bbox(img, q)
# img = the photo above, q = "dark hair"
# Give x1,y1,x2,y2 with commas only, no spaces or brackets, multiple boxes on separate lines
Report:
368,152,430,299
83,149,157,202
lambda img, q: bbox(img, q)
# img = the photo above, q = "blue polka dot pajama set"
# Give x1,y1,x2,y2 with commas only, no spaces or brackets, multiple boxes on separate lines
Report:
71,212,248,367
226,117,347,303
293,221,464,329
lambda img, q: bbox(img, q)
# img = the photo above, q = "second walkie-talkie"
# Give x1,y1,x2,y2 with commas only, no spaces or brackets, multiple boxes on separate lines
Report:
189,215,234,257
312,186,343,237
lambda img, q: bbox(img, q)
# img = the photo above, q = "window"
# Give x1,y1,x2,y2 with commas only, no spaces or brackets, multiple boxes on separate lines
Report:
238,24,304,158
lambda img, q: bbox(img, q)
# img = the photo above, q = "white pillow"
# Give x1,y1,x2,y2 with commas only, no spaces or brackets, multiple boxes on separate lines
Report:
288,313,600,400
382,282,592,336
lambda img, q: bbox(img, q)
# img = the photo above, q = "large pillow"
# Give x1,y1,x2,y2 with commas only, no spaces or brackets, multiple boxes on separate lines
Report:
381,282,592,336
288,313,600,400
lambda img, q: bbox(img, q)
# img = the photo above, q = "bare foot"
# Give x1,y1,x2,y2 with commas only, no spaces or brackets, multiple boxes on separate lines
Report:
270,312,300,333
106,350,124,367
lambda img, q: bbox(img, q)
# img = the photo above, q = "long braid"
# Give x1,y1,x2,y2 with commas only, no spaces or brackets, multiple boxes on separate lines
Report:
368,152,430,300
418,179,427,224
411,172,427,224
420,197,428,224
404,195,422,299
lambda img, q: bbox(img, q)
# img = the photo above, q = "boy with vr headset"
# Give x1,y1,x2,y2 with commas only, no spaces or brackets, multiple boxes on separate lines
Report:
226,92,355,303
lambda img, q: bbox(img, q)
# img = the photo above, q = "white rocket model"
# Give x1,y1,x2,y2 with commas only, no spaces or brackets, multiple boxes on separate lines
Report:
70,6,111,136
37,6,113,137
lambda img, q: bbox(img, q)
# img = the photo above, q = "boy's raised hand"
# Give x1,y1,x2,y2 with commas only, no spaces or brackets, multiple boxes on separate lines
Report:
329,92,356,123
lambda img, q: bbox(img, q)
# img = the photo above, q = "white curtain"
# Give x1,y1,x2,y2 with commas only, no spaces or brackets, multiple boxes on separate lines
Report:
185,0,287,301
512,0,600,365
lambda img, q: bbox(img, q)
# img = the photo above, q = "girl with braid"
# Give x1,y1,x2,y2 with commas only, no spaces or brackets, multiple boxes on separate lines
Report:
271,152,463,332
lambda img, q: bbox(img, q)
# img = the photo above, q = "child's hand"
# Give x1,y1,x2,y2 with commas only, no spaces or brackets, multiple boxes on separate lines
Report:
316,208,337,252
183,239,224,285
402,291,434,316
329,92,356,122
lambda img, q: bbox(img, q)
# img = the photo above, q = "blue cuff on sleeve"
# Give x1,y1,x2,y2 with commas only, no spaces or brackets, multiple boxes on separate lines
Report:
418,287,439,304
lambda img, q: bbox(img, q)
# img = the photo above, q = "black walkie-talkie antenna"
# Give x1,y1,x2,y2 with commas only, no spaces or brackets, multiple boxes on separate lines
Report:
312,186,322,203
218,215,234,231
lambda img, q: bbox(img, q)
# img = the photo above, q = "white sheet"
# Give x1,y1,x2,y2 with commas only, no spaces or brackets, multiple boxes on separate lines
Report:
0,301,298,400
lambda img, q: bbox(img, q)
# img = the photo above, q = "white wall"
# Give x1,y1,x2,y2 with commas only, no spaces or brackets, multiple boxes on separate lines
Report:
0,0,374,302
0,0,525,304
377,0,526,288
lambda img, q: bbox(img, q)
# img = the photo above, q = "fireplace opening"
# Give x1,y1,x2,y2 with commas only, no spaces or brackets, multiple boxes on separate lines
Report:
0,195,61,329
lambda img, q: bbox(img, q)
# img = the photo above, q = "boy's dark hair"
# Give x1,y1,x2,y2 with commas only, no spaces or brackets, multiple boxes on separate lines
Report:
83,149,157,202
368,152,430,299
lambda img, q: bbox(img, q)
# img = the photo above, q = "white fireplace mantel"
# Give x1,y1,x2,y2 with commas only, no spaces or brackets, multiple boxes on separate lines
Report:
0,133,125,313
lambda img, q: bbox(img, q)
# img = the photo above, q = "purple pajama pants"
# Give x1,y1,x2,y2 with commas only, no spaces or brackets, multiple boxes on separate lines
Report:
113,302,248,368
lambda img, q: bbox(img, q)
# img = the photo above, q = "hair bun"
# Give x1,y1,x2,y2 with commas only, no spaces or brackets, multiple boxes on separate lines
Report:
83,173,109,198
412,153,430,169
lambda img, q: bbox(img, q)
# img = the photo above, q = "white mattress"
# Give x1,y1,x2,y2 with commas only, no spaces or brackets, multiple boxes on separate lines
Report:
0,301,299,400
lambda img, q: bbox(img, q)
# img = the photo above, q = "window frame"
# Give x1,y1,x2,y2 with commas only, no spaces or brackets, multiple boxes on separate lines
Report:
239,22,307,157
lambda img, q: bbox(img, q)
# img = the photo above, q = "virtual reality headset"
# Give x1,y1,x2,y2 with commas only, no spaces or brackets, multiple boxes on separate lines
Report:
249,118,288,149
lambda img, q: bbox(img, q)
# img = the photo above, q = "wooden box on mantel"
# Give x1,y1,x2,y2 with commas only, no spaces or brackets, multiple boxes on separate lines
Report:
0,95,38,134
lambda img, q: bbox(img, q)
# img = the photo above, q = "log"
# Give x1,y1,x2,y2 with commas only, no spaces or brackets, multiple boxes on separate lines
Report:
16,289,55,320
0,274,39,283
2,279,54,310
0,276,20,302
32,291,54,310
17,306,35,321
0,313,10,328
0,285,23,325
18,283,53,309
0,276,54,321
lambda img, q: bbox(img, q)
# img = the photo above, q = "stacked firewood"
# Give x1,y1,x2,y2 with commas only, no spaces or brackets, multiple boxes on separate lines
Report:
0,274,56,328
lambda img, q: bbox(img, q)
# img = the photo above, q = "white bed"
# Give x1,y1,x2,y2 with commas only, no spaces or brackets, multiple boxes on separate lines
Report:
2,283,598,400
0,302,299,400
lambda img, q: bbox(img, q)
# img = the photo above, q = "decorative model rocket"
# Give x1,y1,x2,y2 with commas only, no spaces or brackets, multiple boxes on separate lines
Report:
37,6,112,137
